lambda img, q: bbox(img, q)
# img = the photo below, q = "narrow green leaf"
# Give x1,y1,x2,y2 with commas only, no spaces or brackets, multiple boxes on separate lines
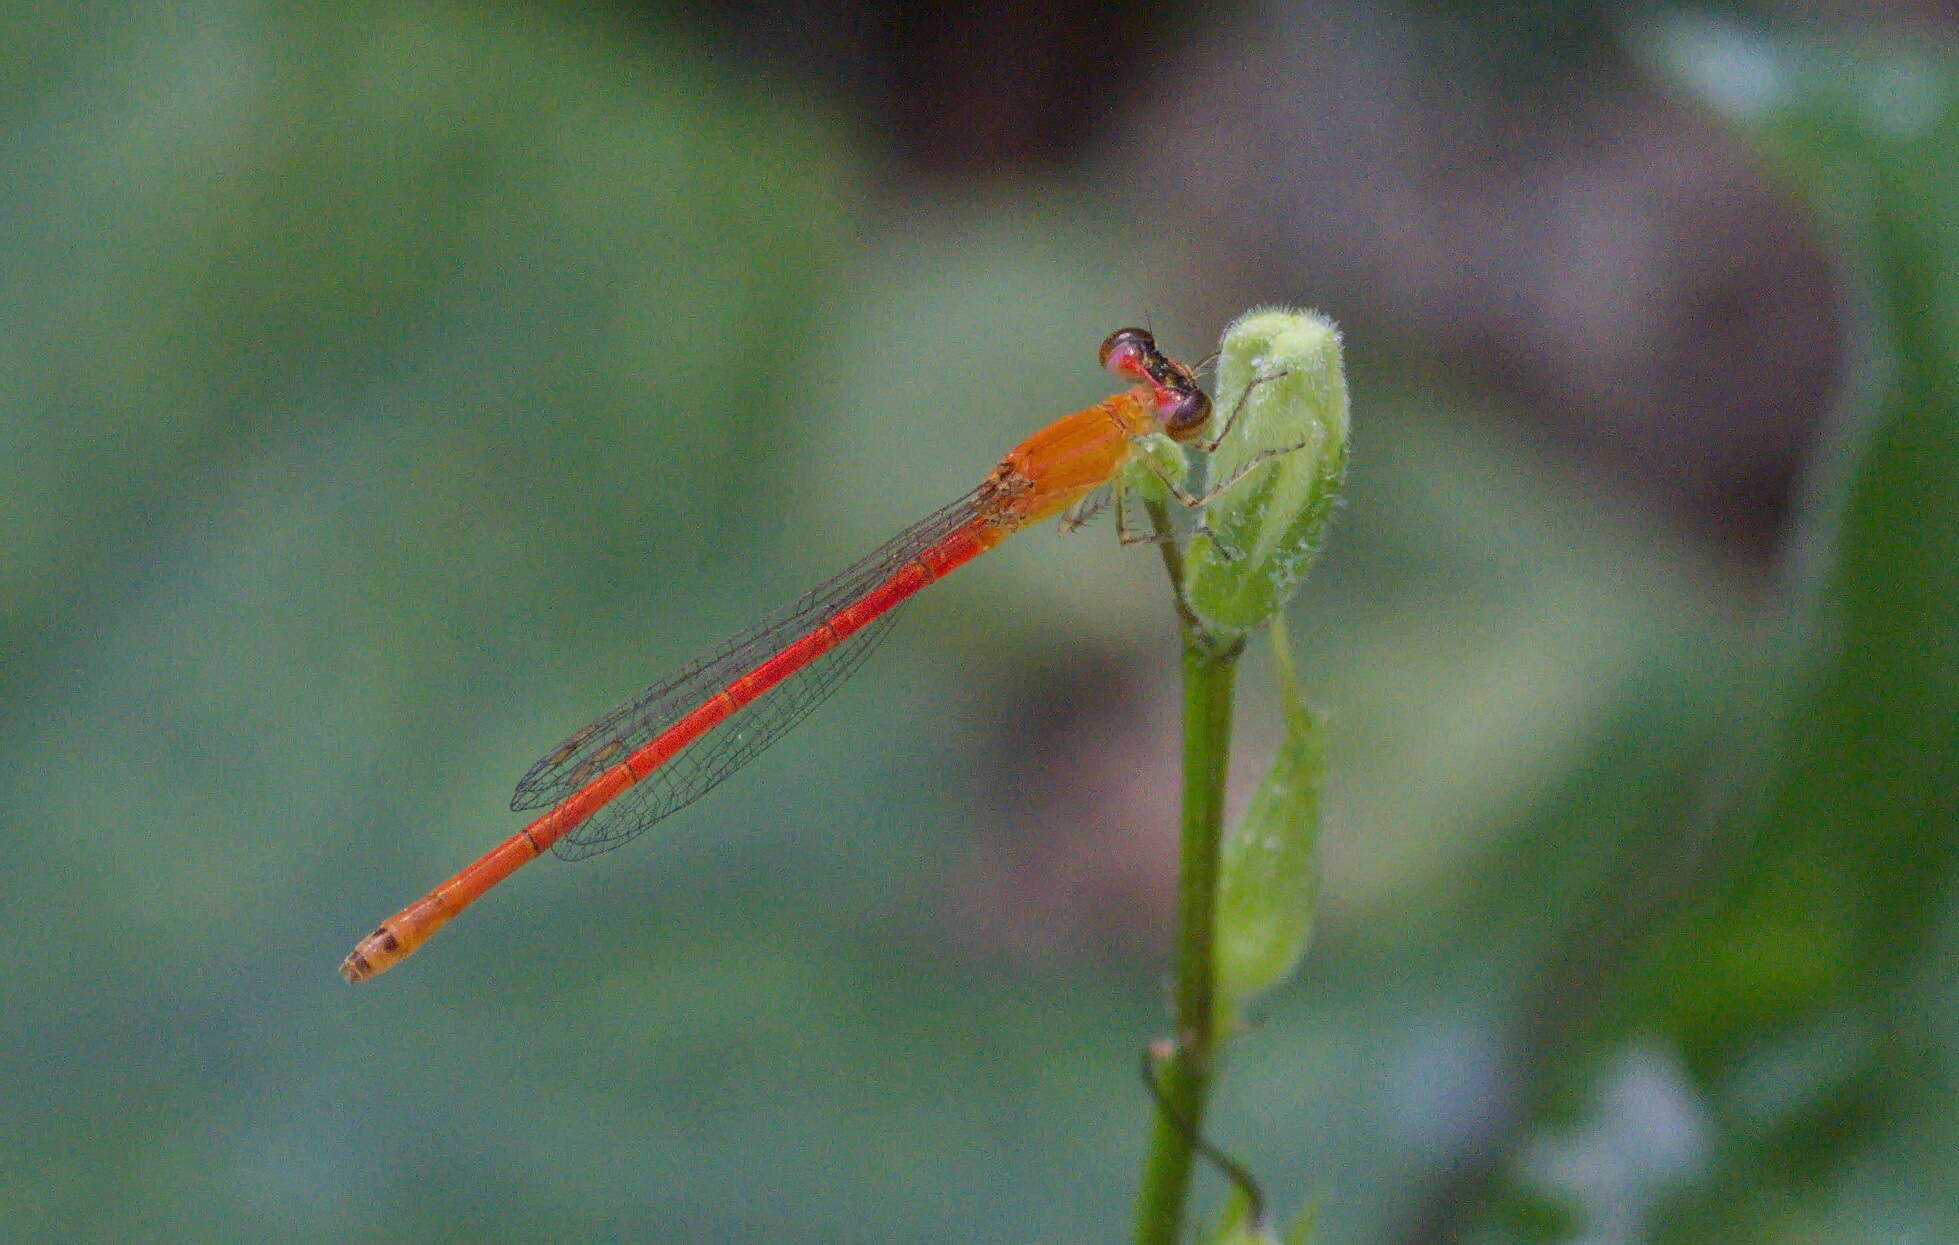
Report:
1213,616,1324,1029
1200,1188,1250,1244
1184,309,1350,637
1643,14,1959,1039
1284,1195,1322,1245
1201,1187,1279,1245
1206,1220,1276,1245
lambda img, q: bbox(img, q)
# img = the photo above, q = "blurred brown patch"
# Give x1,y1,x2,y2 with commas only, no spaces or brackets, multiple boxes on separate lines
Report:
948,650,1182,957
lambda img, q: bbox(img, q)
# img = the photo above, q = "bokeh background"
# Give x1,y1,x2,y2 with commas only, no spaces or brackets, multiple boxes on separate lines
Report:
4,2,1954,1241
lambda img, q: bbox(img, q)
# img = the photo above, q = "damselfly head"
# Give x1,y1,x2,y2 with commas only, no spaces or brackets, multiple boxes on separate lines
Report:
1103,326,1201,391
1103,327,1207,439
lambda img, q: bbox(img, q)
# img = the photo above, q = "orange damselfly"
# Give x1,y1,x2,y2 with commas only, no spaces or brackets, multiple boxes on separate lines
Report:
341,328,1231,982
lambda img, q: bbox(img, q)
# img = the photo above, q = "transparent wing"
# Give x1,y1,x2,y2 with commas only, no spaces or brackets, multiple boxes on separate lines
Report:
551,605,904,860
509,486,990,854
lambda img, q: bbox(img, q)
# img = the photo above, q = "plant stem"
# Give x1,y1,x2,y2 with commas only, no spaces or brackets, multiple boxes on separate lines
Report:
1133,560,1243,1244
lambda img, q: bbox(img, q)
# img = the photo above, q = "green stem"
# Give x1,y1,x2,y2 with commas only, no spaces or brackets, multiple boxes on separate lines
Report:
1133,511,1243,1242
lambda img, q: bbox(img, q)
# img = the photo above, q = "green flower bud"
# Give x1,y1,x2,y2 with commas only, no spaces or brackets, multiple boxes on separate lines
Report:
1183,309,1350,637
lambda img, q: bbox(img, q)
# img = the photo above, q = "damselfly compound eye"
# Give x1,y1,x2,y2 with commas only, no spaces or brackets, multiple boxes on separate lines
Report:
1099,327,1156,378
1163,387,1211,440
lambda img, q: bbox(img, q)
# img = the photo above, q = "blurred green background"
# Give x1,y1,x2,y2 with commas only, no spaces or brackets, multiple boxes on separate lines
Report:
4,2,1954,1241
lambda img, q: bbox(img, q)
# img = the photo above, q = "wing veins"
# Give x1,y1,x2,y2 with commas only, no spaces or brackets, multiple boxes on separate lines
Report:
509,485,986,815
